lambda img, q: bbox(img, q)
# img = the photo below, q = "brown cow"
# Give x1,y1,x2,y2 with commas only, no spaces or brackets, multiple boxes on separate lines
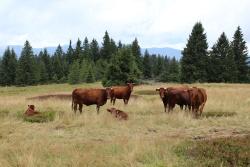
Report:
24,105,40,116
156,87,168,112
72,88,112,114
156,86,190,112
165,89,191,112
187,87,207,116
107,108,128,120
110,83,134,105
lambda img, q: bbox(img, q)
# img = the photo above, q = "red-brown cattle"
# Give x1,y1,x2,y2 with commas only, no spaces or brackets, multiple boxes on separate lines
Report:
156,87,168,112
72,88,112,114
24,105,40,116
187,87,207,116
107,108,128,120
156,86,190,112
110,83,134,105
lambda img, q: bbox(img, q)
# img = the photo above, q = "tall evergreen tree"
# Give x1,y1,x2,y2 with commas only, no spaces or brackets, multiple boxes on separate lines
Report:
16,41,37,85
231,26,249,82
131,38,142,71
142,50,152,79
83,37,90,60
74,38,83,62
40,49,52,81
90,39,100,62
100,31,112,60
66,40,74,65
102,46,141,86
51,45,66,82
68,60,80,84
0,47,17,85
181,22,209,83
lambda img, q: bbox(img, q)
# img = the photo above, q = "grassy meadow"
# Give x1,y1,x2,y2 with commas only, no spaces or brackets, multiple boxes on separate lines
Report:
0,82,249,167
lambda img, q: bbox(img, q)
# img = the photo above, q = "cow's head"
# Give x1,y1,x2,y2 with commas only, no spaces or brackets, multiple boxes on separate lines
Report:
28,105,35,110
127,83,135,91
105,87,113,99
156,87,166,99
107,108,116,114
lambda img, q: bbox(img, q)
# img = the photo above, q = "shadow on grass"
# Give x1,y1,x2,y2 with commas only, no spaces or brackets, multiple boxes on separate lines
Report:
17,110,56,123
202,111,237,118
175,135,250,167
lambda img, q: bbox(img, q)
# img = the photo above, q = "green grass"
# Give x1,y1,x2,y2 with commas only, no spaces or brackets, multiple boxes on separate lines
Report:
21,111,56,123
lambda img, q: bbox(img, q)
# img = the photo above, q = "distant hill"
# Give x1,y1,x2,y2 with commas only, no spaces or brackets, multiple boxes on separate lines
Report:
0,45,182,59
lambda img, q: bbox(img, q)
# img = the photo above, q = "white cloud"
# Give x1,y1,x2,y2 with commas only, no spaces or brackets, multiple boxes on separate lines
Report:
0,0,249,50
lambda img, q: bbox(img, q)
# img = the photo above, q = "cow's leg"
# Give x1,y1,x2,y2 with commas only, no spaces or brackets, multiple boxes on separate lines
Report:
73,103,77,114
164,103,167,112
113,98,116,105
96,105,100,114
79,104,83,114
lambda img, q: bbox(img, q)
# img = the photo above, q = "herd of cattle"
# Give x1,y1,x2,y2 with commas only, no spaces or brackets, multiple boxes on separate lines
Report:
71,83,207,119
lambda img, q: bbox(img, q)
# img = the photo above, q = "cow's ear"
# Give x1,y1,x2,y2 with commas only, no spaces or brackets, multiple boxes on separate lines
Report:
156,88,160,91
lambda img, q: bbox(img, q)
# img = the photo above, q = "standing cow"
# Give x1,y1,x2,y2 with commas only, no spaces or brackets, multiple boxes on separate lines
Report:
110,83,135,105
187,87,207,116
72,88,112,114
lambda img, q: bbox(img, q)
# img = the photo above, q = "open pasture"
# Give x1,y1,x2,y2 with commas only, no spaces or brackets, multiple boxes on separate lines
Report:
0,83,249,167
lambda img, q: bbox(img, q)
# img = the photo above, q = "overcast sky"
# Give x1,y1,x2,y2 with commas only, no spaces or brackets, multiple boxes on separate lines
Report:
0,0,249,50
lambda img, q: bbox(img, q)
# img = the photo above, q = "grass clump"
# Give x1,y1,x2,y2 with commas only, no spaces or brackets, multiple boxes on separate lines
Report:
22,111,56,123
175,135,250,167
203,111,237,118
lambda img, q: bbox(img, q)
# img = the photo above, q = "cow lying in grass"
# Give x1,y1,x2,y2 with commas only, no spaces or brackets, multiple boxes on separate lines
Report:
107,108,128,120
24,105,40,116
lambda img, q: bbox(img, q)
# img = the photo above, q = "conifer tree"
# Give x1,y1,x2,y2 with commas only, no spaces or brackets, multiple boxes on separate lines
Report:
74,38,83,62
231,26,249,82
90,39,100,62
181,22,209,83
68,60,80,84
142,50,152,79
66,40,74,65
0,47,17,85
102,46,140,86
100,31,112,60
16,41,37,85
51,45,65,82
131,38,142,71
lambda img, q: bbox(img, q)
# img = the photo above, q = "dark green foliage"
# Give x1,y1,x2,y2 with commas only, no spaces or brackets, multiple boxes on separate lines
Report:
208,32,237,82
159,57,180,82
66,40,74,65
15,41,37,86
51,45,67,82
95,59,108,80
83,37,90,60
181,22,209,83
142,50,152,79
79,59,96,83
100,31,117,60
102,46,141,86
176,135,250,167
231,26,249,83
40,49,52,81
68,60,80,84
74,38,83,62
90,39,100,62
0,47,17,85
132,38,143,71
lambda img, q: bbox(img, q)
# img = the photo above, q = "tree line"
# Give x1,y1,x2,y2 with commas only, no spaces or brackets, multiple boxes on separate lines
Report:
0,31,179,86
0,23,249,86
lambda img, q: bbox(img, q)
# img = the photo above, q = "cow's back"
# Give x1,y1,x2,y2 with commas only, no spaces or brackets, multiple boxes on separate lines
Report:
112,86,131,99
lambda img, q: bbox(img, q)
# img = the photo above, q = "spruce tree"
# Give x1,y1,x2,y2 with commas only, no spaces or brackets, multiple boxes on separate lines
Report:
231,26,249,82
90,39,100,62
102,46,140,86
74,38,83,62
100,31,112,60
40,49,52,81
131,38,142,71
181,22,209,83
16,41,37,85
51,45,65,82
83,37,90,60
142,50,152,79
66,40,74,65
0,47,17,85
68,60,80,84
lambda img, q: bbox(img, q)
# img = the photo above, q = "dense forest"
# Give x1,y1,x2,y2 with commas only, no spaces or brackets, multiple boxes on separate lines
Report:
0,22,249,86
